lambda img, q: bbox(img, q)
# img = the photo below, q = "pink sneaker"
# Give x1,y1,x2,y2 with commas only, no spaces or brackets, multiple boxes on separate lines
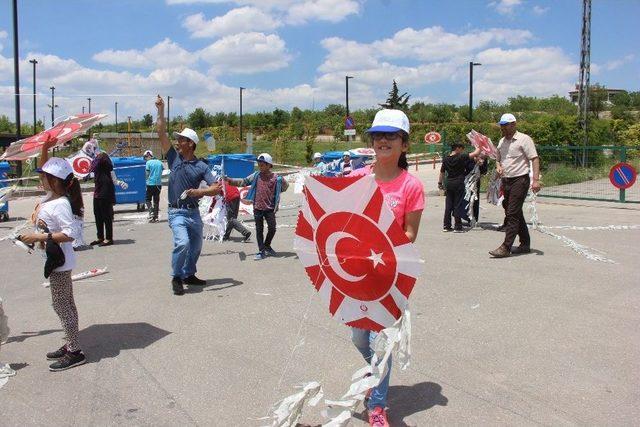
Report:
368,406,389,427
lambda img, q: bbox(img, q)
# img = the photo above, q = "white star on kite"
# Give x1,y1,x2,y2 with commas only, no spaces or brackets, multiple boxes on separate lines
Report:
367,249,386,268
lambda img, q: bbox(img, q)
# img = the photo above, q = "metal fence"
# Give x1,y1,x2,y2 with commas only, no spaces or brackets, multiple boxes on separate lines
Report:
537,146,639,203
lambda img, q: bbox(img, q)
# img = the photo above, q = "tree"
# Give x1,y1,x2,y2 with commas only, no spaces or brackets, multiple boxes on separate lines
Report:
142,114,153,127
588,83,608,118
379,80,410,111
188,108,213,129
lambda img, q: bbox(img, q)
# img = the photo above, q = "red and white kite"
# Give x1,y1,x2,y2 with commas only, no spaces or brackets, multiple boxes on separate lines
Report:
466,129,498,160
1,113,107,161
239,186,253,216
67,152,94,177
294,175,423,332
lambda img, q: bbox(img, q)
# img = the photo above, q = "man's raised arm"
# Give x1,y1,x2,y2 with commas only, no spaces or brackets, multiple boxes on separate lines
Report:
155,95,171,155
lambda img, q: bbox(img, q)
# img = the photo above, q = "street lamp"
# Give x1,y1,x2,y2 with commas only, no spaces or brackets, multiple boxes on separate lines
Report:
240,87,245,142
345,76,354,116
87,97,91,114
127,115,132,145
115,101,118,133
12,0,22,177
49,86,56,126
469,62,481,122
29,59,37,134
82,106,85,114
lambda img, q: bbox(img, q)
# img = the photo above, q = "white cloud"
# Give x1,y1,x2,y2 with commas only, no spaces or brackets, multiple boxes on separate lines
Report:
198,32,292,74
286,0,361,25
532,5,549,15
473,47,576,100
603,54,635,71
184,7,281,38
93,38,195,69
489,0,523,15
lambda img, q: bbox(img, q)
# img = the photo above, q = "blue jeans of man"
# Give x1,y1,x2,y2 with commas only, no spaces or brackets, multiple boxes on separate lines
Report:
351,327,392,410
168,207,203,279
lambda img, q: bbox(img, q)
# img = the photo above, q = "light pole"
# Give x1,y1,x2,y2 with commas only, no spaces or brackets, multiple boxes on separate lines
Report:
87,97,91,114
127,115,132,145
345,76,354,117
469,61,481,122
167,95,171,134
82,106,85,114
240,87,245,142
29,59,37,134
115,101,118,133
49,86,56,126
12,0,22,177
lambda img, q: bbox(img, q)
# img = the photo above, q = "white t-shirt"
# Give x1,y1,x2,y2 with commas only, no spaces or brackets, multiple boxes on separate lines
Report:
36,197,77,272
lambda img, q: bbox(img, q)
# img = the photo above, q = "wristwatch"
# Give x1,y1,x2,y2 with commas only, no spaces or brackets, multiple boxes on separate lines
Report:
47,232,53,241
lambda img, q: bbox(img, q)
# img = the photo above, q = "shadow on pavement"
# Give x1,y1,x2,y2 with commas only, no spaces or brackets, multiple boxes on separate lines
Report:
353,381,448,426
270,251,298,259
185,277,243,293
80,322,171,363
5,329,63,344
9,362,28,371
113,239,136,246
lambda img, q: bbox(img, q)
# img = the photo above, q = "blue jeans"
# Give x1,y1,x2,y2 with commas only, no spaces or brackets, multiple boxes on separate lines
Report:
168,208,203,279
351,328,392,410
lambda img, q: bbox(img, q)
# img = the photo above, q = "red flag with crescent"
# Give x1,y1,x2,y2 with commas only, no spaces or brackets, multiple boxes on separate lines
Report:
466,129,498,160
294,174,423,332
66,151,94,177
1,113,108,161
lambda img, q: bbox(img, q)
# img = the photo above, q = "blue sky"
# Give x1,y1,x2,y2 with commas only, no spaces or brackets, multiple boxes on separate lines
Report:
0,0,638,124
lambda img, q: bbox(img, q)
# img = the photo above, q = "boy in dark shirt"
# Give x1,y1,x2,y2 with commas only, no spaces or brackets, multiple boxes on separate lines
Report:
438,142,481,232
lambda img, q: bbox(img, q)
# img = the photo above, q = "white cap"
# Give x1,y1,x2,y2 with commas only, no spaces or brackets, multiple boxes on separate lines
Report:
498,113,517,125
313,152,322,159
367,109,410,134
343,151,351,157
173,128,199,144
257,153,273,165
143,150,153,157
37,157,73,180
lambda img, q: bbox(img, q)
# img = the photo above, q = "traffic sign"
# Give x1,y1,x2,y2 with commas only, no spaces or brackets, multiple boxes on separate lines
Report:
609,162,637,190
344,129,356,136
345,116,355,130
424,131,441,144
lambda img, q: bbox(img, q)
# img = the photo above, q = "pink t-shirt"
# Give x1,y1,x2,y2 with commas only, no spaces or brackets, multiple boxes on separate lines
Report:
352,165,425,230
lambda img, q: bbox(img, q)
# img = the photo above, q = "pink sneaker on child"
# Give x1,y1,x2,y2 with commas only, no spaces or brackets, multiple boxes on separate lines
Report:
368,406,389,427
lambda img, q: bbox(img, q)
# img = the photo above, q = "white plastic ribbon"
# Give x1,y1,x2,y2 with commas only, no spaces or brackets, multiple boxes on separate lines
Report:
264,381,324,427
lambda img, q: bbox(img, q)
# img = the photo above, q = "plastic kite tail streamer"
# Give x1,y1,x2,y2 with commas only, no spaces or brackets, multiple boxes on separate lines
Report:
294,174,423,332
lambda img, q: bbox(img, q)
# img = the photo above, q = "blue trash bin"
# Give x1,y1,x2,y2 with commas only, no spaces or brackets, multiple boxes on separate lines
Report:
206,154,256,179
0,161,10,220
111,156,147,211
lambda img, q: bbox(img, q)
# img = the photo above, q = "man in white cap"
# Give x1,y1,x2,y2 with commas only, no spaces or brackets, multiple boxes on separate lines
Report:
489,113,541,258
312,152,327,174
155,96,222,295
143,150,164,223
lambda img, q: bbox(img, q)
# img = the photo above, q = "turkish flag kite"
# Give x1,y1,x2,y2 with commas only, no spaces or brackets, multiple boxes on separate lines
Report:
1,113,107,161
466,129,498,160
294,174,423,332
67,151,94,177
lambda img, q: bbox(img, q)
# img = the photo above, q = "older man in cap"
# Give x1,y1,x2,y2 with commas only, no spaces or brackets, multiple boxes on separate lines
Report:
489,113,541,258
155,96,222,295
143,149,164,223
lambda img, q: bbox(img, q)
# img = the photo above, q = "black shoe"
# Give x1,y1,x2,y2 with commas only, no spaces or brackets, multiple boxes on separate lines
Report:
511,245,531,254
242,232,251,242
453,226,465,233
49,350,86,372
98,240,113,247
442,227,453,232
184,275,206,286
264,246,277,257
172,277,184,295
46,345,68,360
90,240,102,246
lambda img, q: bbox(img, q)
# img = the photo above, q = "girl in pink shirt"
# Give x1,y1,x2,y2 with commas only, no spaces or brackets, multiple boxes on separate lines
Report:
351,109,425,426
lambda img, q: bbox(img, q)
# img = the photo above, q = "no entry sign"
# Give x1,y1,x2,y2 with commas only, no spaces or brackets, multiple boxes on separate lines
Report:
609,162,637,190
424,131,441,144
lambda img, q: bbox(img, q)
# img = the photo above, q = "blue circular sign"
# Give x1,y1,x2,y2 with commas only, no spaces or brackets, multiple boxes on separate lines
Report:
609,162,637,190
345,116,355,129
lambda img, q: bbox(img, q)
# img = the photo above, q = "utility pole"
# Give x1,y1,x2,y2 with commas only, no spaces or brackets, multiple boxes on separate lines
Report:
240,87,245,142
469,62,481,122
345,76,354,116
577,0,591,166
12,0,22,177
87,97,91,114
115,102,118,133
29,59,37,134
82,106,85,114
49,86,56,127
